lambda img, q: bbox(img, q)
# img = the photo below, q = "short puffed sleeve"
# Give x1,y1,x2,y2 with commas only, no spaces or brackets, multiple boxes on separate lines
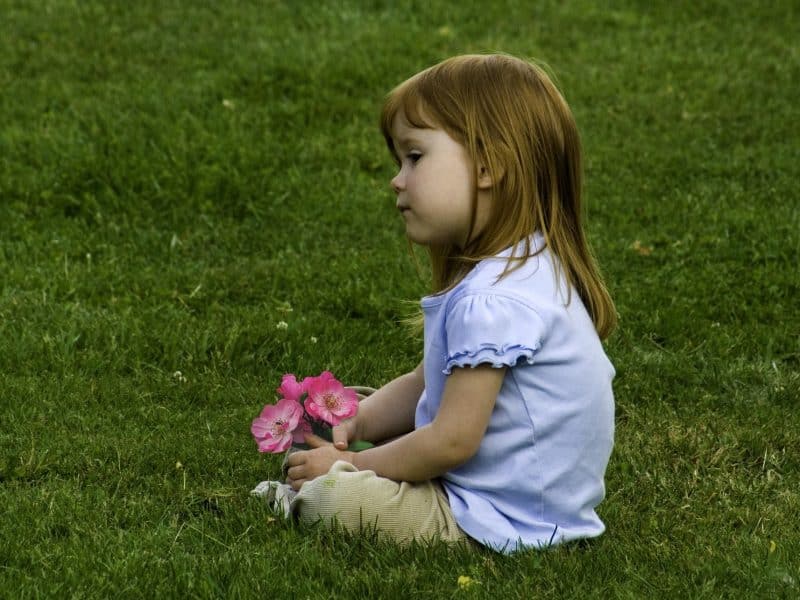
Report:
443,293,546,375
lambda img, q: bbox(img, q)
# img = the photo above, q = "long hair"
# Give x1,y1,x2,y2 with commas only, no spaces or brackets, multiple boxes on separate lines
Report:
380,54,616,340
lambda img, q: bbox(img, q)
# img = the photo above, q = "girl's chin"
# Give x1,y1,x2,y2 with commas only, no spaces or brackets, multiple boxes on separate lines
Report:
402,220,453,247
403,223,427,245
405,232,443,247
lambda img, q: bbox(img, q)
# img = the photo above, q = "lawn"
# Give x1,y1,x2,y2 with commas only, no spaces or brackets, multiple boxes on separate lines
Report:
1,1,798,597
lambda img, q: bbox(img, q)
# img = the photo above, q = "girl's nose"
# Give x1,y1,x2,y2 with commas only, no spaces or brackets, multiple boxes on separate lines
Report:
390,171,404,193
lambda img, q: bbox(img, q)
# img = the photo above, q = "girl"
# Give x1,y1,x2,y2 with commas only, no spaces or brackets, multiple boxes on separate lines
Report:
284,53,617,552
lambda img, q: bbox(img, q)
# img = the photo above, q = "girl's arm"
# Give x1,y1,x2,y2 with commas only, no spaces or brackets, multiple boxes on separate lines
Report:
287,365,505,488
349,361,425,444
350,365,505,481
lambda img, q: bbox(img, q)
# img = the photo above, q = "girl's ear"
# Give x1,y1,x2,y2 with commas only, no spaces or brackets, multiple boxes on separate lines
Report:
477,163,503,190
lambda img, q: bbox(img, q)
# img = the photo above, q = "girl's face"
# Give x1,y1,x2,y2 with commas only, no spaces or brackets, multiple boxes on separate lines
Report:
389,111,491,248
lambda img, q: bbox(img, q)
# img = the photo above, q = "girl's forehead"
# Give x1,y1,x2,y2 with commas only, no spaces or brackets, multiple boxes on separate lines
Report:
391,110,413,135
391,108,436,140
391,119,431,150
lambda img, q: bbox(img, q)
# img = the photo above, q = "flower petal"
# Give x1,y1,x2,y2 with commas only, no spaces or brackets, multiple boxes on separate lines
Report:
257,432,292,453
334,394,359,421
292,420,312,443
251,417,271,438
274,397,304,429
304,396,325,422
277,374,304,401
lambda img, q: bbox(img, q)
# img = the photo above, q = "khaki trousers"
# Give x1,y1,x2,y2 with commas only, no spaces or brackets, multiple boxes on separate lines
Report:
290,460,472,547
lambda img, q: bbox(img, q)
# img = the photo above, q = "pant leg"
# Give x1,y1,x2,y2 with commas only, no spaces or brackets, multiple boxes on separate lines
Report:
290,460,472,547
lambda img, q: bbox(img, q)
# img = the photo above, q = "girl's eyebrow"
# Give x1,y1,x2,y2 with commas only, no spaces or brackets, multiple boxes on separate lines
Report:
393,134,424,149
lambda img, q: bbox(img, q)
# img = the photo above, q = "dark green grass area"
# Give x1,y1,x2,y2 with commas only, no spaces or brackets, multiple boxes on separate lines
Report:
1,1,798,597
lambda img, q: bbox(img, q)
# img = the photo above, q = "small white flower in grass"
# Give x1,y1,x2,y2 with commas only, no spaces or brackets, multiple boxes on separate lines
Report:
437,25,454,38
457,575,478,589
310,336,318,344
631,240,652,256
173,371,187,383
222,98,235,109
276,321,289,331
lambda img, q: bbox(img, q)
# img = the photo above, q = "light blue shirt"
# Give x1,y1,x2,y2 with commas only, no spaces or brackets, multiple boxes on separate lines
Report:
416,234,615,552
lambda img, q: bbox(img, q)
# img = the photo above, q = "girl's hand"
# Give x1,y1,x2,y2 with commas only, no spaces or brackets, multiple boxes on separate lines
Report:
285,434,354,491
331,416,360,450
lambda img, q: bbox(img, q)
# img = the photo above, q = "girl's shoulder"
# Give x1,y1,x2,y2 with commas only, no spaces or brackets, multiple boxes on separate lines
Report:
456,234,557,302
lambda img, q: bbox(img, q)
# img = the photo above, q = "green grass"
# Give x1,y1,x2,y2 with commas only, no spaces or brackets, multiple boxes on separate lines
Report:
1,0,798,597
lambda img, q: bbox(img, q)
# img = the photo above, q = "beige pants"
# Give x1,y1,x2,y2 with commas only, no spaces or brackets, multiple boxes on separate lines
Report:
290,460,472,547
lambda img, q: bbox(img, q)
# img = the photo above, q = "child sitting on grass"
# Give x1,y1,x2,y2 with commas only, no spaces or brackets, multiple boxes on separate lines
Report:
283,53,617,553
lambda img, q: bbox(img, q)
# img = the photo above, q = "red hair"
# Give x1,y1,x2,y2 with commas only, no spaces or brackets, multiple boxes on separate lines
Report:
381,54,616,339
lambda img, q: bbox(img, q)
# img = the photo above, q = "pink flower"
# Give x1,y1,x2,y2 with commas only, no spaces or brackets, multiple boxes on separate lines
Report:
276,373,308,402
251,397,305,453
292,418,312,443
303,371,358,427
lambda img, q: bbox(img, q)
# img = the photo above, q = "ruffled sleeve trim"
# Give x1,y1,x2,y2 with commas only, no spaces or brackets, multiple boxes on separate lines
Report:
444,342,540,375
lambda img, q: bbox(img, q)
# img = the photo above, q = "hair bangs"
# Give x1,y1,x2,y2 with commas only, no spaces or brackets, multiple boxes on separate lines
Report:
380,75,440,161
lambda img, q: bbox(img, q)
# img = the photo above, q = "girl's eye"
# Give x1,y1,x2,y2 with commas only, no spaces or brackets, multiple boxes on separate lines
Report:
407,152,422,164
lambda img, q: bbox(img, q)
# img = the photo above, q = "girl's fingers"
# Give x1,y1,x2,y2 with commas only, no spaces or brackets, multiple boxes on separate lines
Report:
286,468,308,490
304,433,330,448
285,450,305,467
332,425,348,449
287,477,305,491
